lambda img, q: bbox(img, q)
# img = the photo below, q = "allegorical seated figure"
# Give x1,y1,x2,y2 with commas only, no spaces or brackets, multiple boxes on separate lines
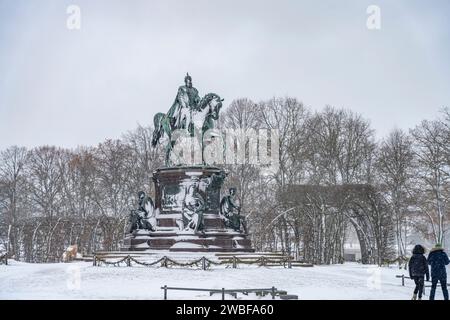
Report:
128,191,156,233
181,182,206,233
220,187,245,232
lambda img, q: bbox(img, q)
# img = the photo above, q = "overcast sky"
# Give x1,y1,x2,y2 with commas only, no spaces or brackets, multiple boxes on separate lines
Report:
0,0,449,150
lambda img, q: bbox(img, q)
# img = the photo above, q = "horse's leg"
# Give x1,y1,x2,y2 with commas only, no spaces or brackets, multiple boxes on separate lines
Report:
201,117,212,165
165,143,172,166
151,113,163,147
201,131,205,165
164,119,173,165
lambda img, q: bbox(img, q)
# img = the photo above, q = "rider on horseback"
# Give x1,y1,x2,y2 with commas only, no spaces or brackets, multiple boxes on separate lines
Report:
166,73,200,132
151,74,223,166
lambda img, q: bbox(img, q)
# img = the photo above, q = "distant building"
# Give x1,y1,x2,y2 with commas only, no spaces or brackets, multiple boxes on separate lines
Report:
344,244,361,262
344,228,361,262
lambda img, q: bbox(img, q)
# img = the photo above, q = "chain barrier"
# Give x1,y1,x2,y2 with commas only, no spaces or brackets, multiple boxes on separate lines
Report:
128,256,166,267
95,255,130,267
93,254,296,269
165,256,204,268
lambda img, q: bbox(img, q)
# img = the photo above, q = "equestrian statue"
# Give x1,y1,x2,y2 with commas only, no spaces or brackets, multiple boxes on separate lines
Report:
151,73,223,166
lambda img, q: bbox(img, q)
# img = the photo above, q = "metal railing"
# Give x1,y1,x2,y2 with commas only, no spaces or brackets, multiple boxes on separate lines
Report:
396,274,450,295
161,285,282,300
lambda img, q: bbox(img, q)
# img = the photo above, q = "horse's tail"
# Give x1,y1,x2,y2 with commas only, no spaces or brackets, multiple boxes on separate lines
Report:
151,113,165,147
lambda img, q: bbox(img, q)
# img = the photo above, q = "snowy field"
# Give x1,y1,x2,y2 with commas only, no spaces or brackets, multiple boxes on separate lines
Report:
1,260,449,300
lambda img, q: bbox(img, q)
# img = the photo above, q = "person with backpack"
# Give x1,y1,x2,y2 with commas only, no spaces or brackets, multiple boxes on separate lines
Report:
408,244,429,300
427,243,449,300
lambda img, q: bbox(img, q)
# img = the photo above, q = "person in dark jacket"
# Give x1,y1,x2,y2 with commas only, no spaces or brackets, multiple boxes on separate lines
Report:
408,244,429,300
427,243,449,300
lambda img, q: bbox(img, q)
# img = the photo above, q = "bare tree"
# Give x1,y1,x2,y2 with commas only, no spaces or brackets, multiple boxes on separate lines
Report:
376,129,414,257
410,120,449,244
92,139,135,217
121,124,163,195
0,146,29,257
27,146,64,219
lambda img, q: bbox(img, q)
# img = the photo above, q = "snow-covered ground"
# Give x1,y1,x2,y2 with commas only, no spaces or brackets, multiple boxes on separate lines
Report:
1,260,448,300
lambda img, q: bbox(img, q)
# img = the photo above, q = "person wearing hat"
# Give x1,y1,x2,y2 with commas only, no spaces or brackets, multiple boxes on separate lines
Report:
427,243,449,300
408,244,429,300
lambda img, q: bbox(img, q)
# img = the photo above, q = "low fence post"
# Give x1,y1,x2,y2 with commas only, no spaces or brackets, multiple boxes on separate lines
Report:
222,288,225,300
93,254,96,266
260,256,266,267
202,257,206,270
233,256,237,269
271,286,276,299
401,274,405,286
163,285,168,300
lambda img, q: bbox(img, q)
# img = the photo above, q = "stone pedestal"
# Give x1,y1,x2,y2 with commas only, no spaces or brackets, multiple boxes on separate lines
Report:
153,166,225,215
122,166,254,252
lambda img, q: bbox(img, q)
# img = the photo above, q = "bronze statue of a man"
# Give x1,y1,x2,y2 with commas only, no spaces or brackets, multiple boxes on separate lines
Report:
167,73,201,131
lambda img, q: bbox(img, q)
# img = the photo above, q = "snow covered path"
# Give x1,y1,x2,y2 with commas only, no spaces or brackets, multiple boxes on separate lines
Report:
1,261,448,300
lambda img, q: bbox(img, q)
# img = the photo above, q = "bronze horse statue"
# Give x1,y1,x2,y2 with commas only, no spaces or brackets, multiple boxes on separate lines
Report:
151,92,223,165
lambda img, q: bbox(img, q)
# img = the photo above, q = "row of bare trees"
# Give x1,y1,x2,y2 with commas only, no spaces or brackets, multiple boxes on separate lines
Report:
220,98,450,264
1,98,449,264
0,126,163,262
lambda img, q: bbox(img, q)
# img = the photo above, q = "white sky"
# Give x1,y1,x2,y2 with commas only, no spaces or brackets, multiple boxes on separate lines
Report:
0,0,449,149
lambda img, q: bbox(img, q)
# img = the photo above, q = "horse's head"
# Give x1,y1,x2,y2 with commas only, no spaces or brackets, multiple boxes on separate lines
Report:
206,93,224,120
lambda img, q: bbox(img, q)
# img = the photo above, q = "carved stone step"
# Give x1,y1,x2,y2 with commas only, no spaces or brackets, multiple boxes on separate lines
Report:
123,232,254,252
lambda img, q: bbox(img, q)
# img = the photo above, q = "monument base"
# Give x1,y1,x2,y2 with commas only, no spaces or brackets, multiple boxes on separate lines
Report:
122,214,254,252
122,165,254,253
